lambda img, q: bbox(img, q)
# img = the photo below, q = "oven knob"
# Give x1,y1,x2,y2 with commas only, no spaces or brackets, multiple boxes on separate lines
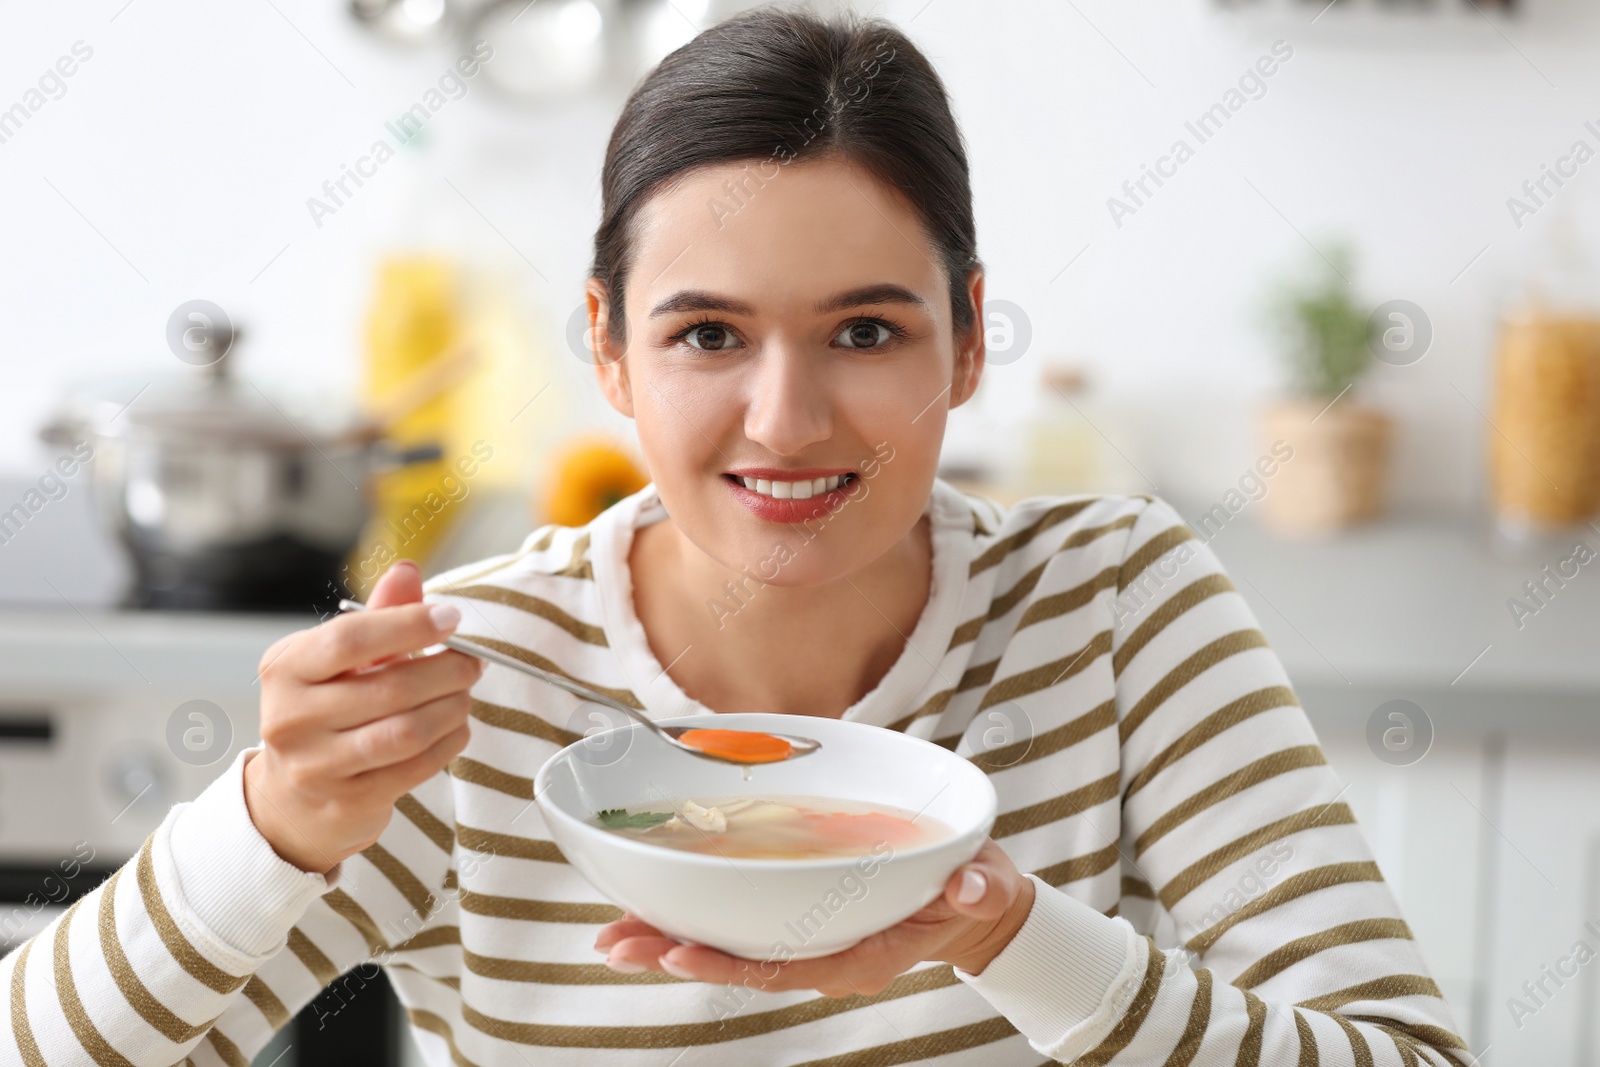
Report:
106,745,172,818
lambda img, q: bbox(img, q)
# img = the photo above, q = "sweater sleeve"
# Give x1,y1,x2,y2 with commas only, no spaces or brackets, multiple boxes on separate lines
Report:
1,745,458,1066
954,494,1470,1066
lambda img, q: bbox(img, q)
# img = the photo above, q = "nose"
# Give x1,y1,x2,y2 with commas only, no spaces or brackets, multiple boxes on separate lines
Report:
741,340,833,456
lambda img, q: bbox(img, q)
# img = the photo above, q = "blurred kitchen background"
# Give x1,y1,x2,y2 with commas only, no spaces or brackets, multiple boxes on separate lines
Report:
5,0,1600,1062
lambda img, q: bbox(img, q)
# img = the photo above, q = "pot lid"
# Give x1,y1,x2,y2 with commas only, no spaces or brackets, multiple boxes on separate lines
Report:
45,331,363,449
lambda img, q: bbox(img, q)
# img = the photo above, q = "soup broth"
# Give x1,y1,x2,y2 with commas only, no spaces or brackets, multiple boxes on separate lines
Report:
592,794,953,859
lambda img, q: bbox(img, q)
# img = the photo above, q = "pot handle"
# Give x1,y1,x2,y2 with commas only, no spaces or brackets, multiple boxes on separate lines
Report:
376,442,445,468
38,418,84,448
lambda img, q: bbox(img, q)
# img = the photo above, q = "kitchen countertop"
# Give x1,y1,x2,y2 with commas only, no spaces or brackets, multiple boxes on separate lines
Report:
2,487,1595,737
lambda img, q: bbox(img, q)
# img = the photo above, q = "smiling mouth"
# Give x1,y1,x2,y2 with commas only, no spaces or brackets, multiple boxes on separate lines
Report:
721,473,857,500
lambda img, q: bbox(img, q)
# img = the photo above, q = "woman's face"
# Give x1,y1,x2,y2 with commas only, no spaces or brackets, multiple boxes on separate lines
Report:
591,154,984,587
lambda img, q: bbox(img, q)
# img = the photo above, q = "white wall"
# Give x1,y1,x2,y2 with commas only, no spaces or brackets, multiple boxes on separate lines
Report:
5,0,1600,513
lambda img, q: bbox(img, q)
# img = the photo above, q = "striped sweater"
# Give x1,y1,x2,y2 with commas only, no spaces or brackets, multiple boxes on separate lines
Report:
1,478,1468,1066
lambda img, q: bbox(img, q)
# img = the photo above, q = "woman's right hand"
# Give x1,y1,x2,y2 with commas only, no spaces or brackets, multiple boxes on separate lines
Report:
243,560,484,874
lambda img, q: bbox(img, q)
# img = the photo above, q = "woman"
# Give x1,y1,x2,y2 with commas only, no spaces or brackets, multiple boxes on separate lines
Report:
1,8,1466,1066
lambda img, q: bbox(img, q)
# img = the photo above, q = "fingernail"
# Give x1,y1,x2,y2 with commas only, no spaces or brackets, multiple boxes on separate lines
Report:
659,954,697,980
605,956,647,974
956,867,986,905
429,603,461,632
394,559,419,574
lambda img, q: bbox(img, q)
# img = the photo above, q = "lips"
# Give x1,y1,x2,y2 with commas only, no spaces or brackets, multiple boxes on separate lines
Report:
721,471,858,524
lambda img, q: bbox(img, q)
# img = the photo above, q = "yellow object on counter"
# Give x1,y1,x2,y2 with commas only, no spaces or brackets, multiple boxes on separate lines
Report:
348,257,467,592
543,436,648,527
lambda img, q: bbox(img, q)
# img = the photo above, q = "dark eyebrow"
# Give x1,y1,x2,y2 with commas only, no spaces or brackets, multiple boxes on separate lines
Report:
649,290,753,317
814,285,929,314
648,284,929,318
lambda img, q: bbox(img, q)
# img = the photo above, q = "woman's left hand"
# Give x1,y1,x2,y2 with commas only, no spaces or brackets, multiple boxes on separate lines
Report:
592,838,1036,997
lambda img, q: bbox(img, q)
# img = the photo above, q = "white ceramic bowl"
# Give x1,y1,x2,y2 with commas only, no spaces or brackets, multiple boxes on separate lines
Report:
534,712,996,961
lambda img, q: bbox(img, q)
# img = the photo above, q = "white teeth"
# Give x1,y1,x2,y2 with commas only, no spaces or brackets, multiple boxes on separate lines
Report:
736,474,850,499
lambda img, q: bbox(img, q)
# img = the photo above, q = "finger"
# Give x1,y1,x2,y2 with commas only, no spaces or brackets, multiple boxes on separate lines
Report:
356,721,472,798
368,559,423,609
652,942,826,991
594,919,665,952
605,935,686,972
312,649,483,731
336,691,474,775
365,561,425,665
941,840,1018,922
293,600,464,682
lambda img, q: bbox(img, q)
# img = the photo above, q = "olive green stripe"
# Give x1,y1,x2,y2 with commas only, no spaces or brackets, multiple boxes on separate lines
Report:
205,1026,249,1067
993,773,1119,839
1292,1008,1320,1067
1162,966,1211,1067
1295,974,1444,1014
135,836,247,995
241,974,290,1030
975,630,1111,715
1126,686,1300,800
1238,989,1269,1067
1016,565,1122,632
286,927,340,986
969,699,1117,776
1330,1013,1376,1067
449,584,608,646
391,925,462,954
457,824,567,864
53,895,135,1066
458,888,622,925
1161,803,1356,910
1032,842,1120,888
1235,918,1414,991
1120,629,1273,746
1118,522,1198,594
791,1016,1021,1067
456,963,961,1047
448,756,540,802
458,636,641,709
1112,572,1236,680
1134,745,1327,858
553,532,594,579
1076,939,1166,1067
1122,875,1156,900
407,1008,486,1067
1344,1017,1465,1062
397,793,455,853
1187,862,1384,955
97,867,214,1044
361,842,437,917
9,939,47,1067
323,888,392,956
470,698,582,748
463,948,680,985
969,500,1097,577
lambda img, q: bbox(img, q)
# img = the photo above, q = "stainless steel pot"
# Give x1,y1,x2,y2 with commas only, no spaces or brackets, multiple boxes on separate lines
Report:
40,336,440,612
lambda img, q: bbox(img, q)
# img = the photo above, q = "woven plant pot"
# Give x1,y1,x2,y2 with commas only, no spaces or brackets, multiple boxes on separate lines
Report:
1258,399,1392,538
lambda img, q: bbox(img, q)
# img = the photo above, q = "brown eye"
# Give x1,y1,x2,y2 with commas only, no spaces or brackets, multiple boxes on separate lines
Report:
835,321,892,349
684,323,739,351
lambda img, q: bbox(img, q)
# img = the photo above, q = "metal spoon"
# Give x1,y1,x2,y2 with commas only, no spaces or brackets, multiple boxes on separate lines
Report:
336,599,821,766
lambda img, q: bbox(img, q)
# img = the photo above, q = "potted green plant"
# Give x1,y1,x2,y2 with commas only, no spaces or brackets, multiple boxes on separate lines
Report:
1256,243,1393,538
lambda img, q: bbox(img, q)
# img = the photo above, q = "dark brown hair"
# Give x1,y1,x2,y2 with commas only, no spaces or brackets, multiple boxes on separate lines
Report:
590,5,980,342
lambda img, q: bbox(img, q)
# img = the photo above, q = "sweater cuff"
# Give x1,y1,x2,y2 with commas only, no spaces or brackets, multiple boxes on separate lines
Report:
167,745,341,959
952,874,1145,1057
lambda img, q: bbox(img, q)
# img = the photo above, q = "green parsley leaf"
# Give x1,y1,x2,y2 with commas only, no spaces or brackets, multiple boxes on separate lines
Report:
597,807,675,830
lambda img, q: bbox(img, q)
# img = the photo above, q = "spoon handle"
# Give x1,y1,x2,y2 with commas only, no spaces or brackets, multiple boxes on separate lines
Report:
335,599,664,739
